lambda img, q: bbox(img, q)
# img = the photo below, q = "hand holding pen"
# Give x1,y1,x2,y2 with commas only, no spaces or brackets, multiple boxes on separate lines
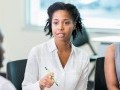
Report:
45,67,58,86
39,67,58,89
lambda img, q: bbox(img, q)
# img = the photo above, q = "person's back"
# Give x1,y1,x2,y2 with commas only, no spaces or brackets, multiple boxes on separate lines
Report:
0,29,16,90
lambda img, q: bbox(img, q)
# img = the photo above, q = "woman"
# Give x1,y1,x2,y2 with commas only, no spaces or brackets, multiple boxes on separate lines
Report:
22,2,89,90
105,43,120,90
0,29,16,90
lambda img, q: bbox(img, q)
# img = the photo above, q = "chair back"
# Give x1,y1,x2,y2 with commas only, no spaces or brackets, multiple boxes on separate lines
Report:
72,26,97,55
7,59,27,90
94,57,107,90
72,26,89,46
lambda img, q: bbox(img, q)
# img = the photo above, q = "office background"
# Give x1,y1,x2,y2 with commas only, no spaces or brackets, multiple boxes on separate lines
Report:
0,0,120,77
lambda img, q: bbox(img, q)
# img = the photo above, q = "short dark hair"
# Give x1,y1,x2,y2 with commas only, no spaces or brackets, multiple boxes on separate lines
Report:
0,29,3,68
44,2,83,39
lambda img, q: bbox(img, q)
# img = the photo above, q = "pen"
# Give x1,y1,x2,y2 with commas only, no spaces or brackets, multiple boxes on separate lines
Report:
45,67,59,86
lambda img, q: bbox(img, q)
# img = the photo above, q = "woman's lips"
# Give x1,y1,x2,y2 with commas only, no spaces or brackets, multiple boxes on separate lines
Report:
56,33,65,38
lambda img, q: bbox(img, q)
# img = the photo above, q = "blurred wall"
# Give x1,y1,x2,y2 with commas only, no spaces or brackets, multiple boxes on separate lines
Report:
0,0,49,61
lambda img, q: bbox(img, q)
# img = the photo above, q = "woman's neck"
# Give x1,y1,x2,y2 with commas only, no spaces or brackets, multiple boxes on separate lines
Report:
55,39,71,52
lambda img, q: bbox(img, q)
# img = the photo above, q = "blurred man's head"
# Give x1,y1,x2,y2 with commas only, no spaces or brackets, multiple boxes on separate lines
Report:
0,29,4,69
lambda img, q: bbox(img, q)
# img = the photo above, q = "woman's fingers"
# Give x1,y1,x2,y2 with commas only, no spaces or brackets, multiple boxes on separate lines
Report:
46,73,54,87
40,72,54,88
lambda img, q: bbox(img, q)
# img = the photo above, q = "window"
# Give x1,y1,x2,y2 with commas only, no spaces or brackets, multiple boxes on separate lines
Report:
26,0,120,30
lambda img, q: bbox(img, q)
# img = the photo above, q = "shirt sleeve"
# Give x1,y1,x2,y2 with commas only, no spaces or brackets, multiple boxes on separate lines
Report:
75,54,90,90
22,47,41,90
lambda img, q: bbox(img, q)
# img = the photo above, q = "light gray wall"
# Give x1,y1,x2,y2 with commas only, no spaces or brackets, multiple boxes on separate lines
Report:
0,0,49,61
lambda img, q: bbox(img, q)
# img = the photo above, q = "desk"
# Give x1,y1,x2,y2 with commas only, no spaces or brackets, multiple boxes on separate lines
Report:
91,36,120,57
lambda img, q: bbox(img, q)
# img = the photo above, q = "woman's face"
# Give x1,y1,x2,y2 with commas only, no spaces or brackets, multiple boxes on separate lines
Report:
51,10,75,42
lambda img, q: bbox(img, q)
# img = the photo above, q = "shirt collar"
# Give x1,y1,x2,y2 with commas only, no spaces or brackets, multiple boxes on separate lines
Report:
48,38,76,53
48,38,57,53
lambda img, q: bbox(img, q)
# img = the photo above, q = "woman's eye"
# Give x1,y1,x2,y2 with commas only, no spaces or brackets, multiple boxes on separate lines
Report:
64,21,70,25
53,22,58,25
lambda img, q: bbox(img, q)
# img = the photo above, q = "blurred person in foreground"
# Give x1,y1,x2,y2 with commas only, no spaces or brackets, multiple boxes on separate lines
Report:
0,29,16,90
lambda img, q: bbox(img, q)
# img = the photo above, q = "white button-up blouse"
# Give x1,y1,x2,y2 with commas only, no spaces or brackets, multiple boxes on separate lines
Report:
22,38,90,90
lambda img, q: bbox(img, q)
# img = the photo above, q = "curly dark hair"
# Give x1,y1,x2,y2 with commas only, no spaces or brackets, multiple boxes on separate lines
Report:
44,2,83,39
0,30,3,69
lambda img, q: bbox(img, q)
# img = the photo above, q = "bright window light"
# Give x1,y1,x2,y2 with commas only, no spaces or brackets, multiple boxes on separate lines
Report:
26,0,120,29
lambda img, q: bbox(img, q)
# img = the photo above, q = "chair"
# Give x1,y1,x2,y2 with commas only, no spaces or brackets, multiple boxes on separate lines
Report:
72,26,97,55
6,59,27,90
94,57,107,90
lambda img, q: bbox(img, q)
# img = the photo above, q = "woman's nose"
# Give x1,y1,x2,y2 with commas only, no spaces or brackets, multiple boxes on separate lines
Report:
58,23,64,30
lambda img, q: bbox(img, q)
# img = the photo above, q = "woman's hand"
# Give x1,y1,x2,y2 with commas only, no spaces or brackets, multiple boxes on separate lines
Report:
39,72,54,90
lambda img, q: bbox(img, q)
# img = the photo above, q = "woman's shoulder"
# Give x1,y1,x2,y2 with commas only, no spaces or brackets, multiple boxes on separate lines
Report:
106,44,115,53
73,45,89,56
73,46,90,62
31,39,51,51
77,49,90,66
29,39,54,55
106,43,120,54
105,44,115,59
